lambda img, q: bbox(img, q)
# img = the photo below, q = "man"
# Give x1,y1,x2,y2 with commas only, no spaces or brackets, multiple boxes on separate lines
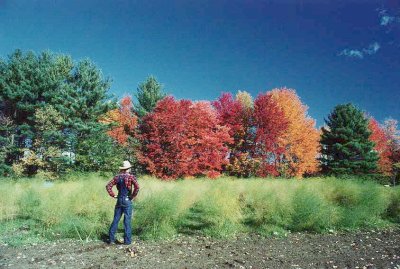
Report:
106,160,139,245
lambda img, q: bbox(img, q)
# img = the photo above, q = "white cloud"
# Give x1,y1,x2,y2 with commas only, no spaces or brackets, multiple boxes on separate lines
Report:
363,42,380,55
339,49,364,59
339,42,380,59
381,15,395,26
378,8,400,27
338,7,398,60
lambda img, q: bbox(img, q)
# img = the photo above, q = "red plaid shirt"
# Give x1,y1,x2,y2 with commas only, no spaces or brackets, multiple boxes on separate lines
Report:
106,173,139,199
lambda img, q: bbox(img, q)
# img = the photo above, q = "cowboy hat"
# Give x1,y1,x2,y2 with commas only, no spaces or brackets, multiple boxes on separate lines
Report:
119,160,132,170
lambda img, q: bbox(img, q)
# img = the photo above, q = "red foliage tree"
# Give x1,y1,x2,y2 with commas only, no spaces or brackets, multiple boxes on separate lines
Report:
212,93,256,176
138,96,232,179
212,93,245,139
253,92,288,177
100,96,138,145
368,118,392,175
383,118,400,165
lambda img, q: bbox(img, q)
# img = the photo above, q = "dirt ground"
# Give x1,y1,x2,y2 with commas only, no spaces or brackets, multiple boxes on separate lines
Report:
1,228,400,269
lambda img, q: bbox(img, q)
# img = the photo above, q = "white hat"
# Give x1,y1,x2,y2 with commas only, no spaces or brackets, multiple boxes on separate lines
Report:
119,160,132,170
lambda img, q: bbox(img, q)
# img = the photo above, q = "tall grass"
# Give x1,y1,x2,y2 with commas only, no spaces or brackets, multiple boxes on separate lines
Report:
0,174,399,245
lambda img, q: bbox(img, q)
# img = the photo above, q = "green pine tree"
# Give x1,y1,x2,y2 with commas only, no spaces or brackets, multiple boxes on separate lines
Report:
0,115,15,176
320,103,378,175
0,49,117,174
33,106,66,176
135,76,166,117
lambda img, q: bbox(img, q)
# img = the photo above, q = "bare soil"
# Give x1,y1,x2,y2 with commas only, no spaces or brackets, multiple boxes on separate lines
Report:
1,229,400,269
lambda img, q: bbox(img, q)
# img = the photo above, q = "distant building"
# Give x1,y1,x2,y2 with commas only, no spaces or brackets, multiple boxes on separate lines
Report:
62,151,76,164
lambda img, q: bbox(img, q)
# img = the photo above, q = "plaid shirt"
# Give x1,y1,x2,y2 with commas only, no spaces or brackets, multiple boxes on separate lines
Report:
106,173,139,199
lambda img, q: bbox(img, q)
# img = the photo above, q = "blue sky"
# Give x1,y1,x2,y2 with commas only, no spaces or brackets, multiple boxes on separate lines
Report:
0,0,399,126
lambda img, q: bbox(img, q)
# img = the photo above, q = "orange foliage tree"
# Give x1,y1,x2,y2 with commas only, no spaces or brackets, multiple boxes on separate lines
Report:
138,96,232,179
269,88,320,177
368,117,392,175
100,96,138,145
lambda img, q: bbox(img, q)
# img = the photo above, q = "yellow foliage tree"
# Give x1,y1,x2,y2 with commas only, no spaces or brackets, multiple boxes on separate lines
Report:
270,88,320,177
236,90,253,110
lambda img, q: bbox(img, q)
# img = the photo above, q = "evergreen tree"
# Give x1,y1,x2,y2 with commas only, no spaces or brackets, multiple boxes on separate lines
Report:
320,103,378,175
0,49,116,174
0,114,15,176
33,106,66,176
135,76,166,118
75,132,125,172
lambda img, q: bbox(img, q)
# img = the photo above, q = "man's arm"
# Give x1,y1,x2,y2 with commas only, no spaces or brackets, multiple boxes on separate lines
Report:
129,175,140,200
106,177,118,198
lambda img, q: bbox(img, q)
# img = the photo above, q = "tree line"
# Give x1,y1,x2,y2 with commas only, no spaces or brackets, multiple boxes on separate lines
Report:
0,50,399,182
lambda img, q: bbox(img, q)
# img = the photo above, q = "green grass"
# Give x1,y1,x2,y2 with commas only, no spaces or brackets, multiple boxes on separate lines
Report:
0,174,399,245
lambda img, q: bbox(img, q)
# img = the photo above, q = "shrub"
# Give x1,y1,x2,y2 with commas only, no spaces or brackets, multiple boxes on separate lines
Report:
289,186,339,232
133,190,181,240
385,186,400,223
0,175,398,244
327,178,391,228
18,187,43,220
178,181,242,237
242,180,293,233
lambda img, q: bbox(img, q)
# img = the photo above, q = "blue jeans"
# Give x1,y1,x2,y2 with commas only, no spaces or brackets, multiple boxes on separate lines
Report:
109,197,133,244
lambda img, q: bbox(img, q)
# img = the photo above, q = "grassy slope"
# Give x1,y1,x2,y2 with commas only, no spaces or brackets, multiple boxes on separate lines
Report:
1,174,399,246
